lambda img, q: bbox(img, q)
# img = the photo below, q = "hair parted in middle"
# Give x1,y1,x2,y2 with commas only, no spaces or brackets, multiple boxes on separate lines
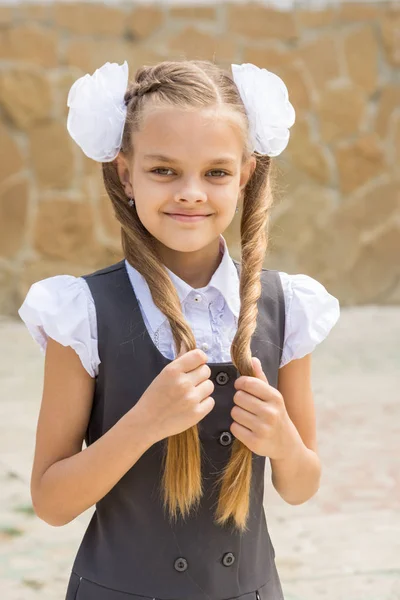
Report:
102,59,275,533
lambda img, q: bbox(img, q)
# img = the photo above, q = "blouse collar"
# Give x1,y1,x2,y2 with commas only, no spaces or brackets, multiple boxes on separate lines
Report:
124,234,240,334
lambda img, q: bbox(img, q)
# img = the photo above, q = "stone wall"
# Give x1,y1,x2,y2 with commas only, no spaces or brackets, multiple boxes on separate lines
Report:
0,1,399,314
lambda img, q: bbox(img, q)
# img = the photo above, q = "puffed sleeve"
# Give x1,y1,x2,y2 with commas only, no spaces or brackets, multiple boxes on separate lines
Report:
279,272,340,368
17,275,100,378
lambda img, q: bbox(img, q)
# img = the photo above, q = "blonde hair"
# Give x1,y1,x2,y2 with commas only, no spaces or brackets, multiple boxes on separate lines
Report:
102,60,275,533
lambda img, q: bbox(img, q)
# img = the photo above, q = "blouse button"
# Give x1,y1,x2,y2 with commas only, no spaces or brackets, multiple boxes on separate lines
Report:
201,342,209,351
193,294,202,302
219,431,233,446
222,552,235,567
174,557,188,572
216,371,229,385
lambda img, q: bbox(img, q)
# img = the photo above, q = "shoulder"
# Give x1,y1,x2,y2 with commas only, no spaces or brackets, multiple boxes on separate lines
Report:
18,273,99,378
277,272,340,368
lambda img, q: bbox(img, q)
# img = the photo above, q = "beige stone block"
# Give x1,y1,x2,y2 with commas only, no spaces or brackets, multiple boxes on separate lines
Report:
227,3,298,41
0,68,51,130
395,118,400,164
126,6,165,40
18,3,51,23
242,46,289,70
128,47,167,78
55,3,126,36
339,2,381,22
297,8,338,29
0,25,58,68
381,13,400,66
348,223,400,303
0,6,13,25
343,180,400,232
168,27,235,62
375,84,400,138
65,39,162,77
0,264,18,317
295,37,340,90
55,68,84,118
274,63,312,113
344,25,379,95
273,157,313,200
83,154,102,177
169,6,216,20
66,39,111,73
375,83,400,137
295,179,399,281
33,198,100,265
317,85,366,142
287,121,331,185
0,124,24,185
0,178,29,259
270,185,334,254
335,134,386,193
29,122,75,189
297,209,362,281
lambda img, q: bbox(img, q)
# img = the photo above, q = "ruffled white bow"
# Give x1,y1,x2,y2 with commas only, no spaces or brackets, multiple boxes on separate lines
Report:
66,60,295,162
231,63,295,156
67,61,129,162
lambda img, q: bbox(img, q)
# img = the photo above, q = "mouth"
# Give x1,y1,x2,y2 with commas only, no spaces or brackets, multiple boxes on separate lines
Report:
165,213,212,222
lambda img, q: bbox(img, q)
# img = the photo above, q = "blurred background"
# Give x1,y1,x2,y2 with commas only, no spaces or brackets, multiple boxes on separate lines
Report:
0,0,399,599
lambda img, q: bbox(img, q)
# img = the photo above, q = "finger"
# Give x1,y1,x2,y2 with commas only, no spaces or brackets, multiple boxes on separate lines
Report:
178,347,208,373
188,362,212,387
235,378,274,405
230,420,253,443
231,404,259,431
234,390,263,415
252,357,269,384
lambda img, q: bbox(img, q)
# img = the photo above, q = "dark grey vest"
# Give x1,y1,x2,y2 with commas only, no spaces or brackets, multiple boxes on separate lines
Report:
65,258,286,600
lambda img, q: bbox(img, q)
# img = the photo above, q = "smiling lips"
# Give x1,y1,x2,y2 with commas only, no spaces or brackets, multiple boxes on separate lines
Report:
166,213,211,222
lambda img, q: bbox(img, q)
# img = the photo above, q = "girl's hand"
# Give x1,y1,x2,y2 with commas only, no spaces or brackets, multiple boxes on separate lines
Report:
135,345,215,444
231,357,296,459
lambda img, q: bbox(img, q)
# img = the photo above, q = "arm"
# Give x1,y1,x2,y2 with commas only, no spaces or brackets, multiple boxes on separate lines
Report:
271,353,321,505
31,337,156,527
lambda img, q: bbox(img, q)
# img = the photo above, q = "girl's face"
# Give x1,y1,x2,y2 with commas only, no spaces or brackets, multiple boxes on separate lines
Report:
117,105,256,257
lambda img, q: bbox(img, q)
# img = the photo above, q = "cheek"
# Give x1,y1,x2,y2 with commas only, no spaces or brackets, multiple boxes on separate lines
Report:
212,180,240,203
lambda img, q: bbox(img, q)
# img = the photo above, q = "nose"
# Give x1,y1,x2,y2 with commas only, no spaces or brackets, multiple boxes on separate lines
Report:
173,176,208,204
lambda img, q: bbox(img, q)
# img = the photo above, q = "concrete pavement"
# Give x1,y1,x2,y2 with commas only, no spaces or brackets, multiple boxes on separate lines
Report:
0,307,399,599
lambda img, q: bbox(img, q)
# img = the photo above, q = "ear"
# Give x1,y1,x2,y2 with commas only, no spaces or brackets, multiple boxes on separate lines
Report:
239,155,256,192
115,152,133,198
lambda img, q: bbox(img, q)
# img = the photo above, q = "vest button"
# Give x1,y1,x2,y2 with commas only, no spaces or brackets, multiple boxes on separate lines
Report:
216,371,229,385
222,552,235,567
174,557,188,572
219,431,233,446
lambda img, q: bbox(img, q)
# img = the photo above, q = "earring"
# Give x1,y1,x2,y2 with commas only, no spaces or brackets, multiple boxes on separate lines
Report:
235,205,239,213
128,196,135,207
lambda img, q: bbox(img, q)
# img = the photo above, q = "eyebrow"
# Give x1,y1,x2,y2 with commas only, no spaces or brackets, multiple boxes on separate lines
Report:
142,154,237,166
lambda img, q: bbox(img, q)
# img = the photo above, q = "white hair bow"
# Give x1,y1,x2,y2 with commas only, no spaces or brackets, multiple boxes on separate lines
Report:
231,63,295,156
67,61,129,162
66,60,295,162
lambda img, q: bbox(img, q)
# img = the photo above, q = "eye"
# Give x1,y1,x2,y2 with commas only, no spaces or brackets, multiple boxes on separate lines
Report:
207,170,229,177
151,168,174,176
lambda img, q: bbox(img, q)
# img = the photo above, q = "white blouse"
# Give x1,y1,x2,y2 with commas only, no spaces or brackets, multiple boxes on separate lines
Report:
18,235,340,379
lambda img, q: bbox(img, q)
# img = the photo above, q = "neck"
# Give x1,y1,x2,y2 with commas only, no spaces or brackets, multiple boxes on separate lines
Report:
156,237,223,289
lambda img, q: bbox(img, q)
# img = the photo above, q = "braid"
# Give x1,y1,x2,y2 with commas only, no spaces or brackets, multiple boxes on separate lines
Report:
124,80,163,105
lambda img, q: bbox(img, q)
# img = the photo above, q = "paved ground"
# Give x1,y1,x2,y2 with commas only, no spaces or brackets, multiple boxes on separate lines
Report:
0,307,399,600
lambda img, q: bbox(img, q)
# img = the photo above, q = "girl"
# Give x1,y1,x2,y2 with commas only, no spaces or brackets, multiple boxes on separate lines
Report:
18,59,340,600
